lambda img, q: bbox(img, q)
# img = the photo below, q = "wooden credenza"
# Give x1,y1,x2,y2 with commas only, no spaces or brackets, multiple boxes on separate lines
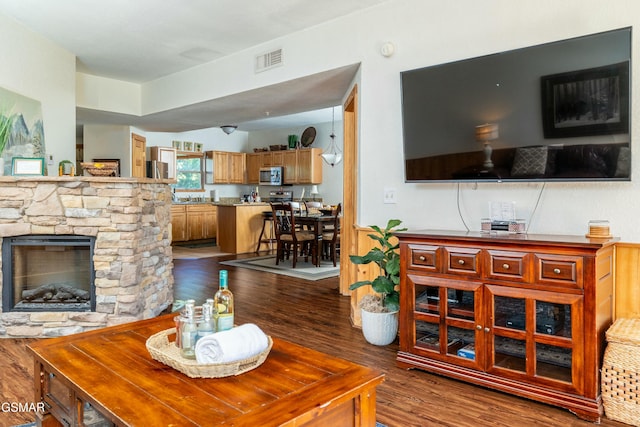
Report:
395,230,616,422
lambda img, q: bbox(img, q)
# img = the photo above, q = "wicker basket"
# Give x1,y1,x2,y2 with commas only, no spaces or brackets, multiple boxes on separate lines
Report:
81,162,119,176
601,318,640,426
146,328,272,378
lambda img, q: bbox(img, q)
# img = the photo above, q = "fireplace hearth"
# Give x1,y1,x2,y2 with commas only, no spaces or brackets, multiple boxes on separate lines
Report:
0,176,174,338
2,235,96,312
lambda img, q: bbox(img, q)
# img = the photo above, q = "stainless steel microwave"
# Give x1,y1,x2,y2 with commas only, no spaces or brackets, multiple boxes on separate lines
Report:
259,167,283,186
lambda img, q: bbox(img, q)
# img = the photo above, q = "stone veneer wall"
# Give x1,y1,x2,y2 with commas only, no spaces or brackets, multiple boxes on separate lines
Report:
0,176,174,337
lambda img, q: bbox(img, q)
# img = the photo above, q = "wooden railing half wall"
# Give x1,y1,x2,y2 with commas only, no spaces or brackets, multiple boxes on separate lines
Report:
614,242,640,319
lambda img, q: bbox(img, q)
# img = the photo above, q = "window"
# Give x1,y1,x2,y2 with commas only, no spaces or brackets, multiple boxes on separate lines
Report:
176,153,204,191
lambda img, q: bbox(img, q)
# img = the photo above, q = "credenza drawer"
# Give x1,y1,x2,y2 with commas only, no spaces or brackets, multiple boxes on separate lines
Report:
535,254,583,289
443,247,481,277
408,245,439,272
487,250,530,282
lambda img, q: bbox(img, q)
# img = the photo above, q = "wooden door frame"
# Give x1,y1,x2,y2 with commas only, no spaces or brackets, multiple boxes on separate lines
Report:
340,85,358,298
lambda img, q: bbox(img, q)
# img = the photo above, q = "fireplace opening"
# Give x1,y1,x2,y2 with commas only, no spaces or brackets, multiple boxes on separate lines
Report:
2,235,96,312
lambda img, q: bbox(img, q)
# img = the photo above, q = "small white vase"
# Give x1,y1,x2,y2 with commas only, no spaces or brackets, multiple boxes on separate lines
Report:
360,308,399,346
0,157,4,176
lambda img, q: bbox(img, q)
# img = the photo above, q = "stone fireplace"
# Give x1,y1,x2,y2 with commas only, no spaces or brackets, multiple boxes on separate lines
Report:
0,176,174,337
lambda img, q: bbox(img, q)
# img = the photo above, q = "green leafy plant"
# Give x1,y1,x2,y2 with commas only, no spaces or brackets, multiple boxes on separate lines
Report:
349,219,407,312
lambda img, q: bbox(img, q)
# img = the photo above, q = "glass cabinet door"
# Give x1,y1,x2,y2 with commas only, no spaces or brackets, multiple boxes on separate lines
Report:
413,278,483,367
486,285,583,392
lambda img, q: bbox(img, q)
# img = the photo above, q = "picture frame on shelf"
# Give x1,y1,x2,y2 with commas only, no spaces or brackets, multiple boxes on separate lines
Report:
194,143,203,152
541,61,629,138
183,141,193,151
172,140,182,150
12,157,45,176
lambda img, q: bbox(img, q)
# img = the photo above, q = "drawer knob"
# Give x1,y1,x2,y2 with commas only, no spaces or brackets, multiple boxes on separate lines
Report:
458,259,465,265
484,327,490,333
502,263,510,270
419,255,426,261
476,325,482,330
553,268,561,274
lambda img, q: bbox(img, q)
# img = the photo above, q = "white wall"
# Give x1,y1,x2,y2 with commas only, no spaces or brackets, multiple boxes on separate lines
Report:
9,0,640,240
0,13,75,175
83,125,133,175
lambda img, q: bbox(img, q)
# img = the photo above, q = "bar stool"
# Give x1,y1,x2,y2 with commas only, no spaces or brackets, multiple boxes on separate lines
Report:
255,211,276,253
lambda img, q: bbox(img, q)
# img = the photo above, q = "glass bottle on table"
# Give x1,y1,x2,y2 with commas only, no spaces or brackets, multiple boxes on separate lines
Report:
214,270,234,331
180,299,197,359
197,301,215,341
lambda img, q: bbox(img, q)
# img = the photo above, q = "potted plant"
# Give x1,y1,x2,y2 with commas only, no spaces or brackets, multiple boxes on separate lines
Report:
349,219,406,345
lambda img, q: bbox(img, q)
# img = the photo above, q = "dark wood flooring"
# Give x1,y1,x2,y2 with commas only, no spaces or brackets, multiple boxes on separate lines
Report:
0,251,629,427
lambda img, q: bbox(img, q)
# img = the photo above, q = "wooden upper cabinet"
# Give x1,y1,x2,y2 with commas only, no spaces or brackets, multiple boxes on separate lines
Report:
131,133,146,178
246,148,322,184
297,148,322,184
213,151,229,183
246,153,261,184
208,150,246,184
228,152,246,183
282,150,297,184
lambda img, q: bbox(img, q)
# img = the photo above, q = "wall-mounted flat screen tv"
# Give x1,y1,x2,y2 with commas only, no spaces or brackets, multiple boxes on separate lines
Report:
401,27,631,182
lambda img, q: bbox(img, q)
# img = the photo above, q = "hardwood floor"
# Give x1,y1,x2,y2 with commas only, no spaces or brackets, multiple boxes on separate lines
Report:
0,252,628,427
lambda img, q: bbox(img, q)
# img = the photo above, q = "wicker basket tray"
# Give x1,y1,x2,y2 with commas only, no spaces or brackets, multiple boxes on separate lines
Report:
81,162,119,176
146,328,272,378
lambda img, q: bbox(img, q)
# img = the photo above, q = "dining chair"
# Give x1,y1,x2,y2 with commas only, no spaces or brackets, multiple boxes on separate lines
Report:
321,203,341,267
270,202,317,268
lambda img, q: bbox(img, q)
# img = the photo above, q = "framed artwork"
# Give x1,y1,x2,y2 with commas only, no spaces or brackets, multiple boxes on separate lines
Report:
183,141,193,151
172,140,182,150
12,157,45,176
194,142,203,152
541,61,629,138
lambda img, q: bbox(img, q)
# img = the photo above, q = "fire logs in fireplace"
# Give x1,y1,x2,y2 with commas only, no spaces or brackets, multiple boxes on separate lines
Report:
21,283,90,303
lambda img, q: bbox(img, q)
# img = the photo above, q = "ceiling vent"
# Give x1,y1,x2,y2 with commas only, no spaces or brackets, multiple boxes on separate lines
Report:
255,49,283,73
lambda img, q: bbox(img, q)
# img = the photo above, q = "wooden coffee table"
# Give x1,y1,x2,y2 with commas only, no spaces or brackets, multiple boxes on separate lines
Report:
29,314,384,427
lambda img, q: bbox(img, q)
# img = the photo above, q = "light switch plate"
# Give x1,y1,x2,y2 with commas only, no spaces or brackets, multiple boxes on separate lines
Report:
384,187,396,204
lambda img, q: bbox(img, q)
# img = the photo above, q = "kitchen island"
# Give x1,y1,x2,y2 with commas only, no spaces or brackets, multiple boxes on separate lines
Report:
216,202,270,253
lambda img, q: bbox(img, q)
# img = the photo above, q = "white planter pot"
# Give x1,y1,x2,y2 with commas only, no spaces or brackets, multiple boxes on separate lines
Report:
361,308,399,346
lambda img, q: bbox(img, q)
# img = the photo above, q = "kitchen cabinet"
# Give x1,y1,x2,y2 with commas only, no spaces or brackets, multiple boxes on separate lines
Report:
396,230,616,422
170,205,187,242
281,150,297,184
228,152,245,183
217,204,268,253
245,148,322,184
296,148,322,184
246,153,261,184
171,204,216,242
206,151,246,184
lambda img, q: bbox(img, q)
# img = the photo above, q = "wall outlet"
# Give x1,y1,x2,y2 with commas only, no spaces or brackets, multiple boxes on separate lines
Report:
384,187,396,204
47,154,54,165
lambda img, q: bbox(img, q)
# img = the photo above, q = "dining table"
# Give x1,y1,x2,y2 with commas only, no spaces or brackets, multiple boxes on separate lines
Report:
295,213,338,266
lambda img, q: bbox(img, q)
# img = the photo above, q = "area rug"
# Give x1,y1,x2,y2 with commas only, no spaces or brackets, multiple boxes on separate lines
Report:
221,255,339,281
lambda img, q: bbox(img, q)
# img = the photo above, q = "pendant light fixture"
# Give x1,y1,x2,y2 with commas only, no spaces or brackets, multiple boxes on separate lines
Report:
321,107,342,167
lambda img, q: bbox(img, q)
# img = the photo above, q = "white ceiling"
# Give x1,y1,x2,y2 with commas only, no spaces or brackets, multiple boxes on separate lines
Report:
0,0,386,132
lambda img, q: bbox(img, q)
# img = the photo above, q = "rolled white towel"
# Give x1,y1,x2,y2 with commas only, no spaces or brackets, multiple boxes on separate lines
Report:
194,323,269,364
